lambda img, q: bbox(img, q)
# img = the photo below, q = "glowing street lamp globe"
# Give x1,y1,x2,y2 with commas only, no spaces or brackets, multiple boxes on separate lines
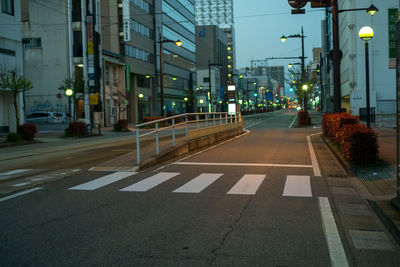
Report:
359,26,374,41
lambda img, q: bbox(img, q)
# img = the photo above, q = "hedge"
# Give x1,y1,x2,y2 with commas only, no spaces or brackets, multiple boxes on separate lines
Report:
114,119,129,132
65,122,88,136
17,123,38,141
322,112,378,163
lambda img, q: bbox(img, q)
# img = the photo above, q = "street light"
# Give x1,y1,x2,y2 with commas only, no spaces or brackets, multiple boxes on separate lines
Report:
159,33,182,116
138,93,144,122
65,88,73,119
302,84,308,111
359,26,374,128
281,27,306,84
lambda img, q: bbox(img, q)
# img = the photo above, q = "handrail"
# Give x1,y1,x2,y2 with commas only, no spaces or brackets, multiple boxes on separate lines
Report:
135,112,242,165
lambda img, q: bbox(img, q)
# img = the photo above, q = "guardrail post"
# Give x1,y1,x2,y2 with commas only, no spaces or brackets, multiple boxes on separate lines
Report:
206,114,208,128
213,114,216,127
172,118,175,147
185,116,189,141
230,115,233,124
155,123,159,155
196,115,199,129
225,113,228,124
136,127,140,165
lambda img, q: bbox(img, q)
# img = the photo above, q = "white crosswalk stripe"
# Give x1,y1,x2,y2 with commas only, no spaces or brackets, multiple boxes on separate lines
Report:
173,173,223,193
120,172,180,192
282,175,312,197
69,172,137,190
227,174,266,195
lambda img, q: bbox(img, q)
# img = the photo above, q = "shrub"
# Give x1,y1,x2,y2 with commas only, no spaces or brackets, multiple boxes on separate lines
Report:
17,123,38,141
322,112,359,142
65,122,88,136
336,123,378,163
297,110,309,126
6,132,22,142
114,119,129,132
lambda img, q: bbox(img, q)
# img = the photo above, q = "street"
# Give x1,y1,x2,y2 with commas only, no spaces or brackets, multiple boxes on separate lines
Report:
0,111,398,266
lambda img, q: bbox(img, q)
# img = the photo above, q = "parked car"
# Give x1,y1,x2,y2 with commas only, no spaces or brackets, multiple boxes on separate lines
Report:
26,112,63,124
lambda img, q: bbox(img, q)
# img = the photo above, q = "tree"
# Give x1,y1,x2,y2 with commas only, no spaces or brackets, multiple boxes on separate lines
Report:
113,90,127,121
0,67,33,126
58,77,84,120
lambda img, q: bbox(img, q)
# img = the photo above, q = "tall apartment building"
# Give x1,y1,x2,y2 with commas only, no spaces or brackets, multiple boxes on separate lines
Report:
195,0,235,78
0,0,24,133
339,0,397,114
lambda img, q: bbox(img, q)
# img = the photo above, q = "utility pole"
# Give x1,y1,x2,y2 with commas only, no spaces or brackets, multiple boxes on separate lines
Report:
332,0,342,113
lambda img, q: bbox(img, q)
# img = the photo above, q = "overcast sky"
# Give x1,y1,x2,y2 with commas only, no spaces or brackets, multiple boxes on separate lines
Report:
233,0,325,69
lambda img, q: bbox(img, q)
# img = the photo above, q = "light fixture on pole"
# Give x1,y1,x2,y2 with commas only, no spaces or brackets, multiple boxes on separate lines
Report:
280,27,306,85
65,88,73,120
138,93,144,122
359,26,374,128
302,84,308,111
159,33,182,116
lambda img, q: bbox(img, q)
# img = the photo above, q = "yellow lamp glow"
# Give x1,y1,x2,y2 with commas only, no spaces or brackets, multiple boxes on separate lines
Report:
359,26,374,41
175,40,183,47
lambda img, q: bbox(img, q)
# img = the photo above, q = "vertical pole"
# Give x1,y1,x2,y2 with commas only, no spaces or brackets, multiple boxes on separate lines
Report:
185,116,188,141
136,127,140,165
365,41,371,128
160,33,164,116
301,27,305,84
155,123,159,155
172,118,175,146
213,114,216,127
196,115,199,129
81,0,90,121
225,113,228,124
209,58,212,112
332,0,342,113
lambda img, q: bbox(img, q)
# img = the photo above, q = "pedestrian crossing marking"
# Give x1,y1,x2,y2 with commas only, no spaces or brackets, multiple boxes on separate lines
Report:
282,175,312,197
173,173,223,193
120,172,180,192
69,171,137,191
227,174,266,195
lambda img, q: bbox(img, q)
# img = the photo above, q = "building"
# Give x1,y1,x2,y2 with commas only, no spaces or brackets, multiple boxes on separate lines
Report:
195,25,228,112
195,0,235,79
339,0,397,115
320,9,333,113
154,0,197,116
0,0,24,133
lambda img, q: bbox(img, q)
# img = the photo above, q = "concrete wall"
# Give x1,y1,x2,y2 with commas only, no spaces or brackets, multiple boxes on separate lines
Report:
22,0,70,114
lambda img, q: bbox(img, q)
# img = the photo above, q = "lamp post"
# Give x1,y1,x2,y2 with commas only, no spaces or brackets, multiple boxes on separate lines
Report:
159,33,182,116
302,84,308,111
359,26,374,128
65,88,73,120
281,27,306,84
138,93,144,122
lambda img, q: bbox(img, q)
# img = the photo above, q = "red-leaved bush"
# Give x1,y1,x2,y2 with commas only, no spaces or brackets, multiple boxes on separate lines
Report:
297,110,309,126
335,123,378,163
322,112,359,140
114,119,129,131
65,122,88,136
17,123,38,141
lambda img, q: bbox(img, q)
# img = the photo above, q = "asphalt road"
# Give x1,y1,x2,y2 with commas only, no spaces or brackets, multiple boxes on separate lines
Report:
0,111,346,266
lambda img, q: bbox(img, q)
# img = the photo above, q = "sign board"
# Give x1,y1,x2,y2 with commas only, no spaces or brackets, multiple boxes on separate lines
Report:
89,93,99,105
87,16,94,55
123,0,131,42
227,84,236,115
389,8,398,69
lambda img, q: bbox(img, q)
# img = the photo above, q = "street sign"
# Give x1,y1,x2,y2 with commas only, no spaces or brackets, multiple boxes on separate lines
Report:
89,93,99,105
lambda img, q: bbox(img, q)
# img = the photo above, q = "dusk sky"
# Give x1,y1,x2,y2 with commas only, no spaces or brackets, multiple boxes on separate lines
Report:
233,0,326,69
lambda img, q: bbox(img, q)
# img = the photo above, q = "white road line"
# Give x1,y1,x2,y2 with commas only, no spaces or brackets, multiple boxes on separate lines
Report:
120,172,180,192
289,115,297,128
12,182,32,187
173,173,223,193
173,162,313,168
307,136,321,176
0,169,32,177
69,172,137,191
318,197,349,267
227,174,266,195
0,187,43,203
282,175,312,197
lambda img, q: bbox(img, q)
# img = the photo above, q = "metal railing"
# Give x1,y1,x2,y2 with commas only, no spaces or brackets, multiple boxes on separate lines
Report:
135,112,242,164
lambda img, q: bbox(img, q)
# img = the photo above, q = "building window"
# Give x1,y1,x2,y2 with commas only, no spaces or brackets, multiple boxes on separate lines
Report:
137,75,150,88
0,47,15,56
1,0,14,15
203,77,210,83
124,44,154,63
22,38,42,48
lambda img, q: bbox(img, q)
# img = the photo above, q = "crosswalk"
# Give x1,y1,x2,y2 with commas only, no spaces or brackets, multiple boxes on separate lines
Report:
68,171,314,197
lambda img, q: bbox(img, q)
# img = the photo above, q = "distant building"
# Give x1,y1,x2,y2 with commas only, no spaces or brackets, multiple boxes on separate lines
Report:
0,0,24,132
195,25,228,112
